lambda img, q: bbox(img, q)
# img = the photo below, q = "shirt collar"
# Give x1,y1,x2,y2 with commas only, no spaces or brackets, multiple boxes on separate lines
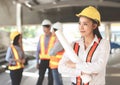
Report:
88,35,100,46
78,35,100,45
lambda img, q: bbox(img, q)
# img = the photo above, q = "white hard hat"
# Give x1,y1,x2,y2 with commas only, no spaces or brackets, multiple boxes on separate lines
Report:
41,19,52,26
52,22,63,31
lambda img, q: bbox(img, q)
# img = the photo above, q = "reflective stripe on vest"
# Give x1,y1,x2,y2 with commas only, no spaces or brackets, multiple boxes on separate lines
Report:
49,50,64,69
75,38,101,85
39,35,56,60
8,45,24,70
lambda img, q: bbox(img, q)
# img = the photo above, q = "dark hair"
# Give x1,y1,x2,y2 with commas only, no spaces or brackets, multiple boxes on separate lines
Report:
13,34,21,46
91,19,102,39
43,25,51,28
93,27,102,39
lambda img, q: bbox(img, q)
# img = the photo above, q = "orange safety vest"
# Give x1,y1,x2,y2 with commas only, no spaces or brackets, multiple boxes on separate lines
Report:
39,35,56,60
49,50,64,69
8,45,24,70
74,38,101,85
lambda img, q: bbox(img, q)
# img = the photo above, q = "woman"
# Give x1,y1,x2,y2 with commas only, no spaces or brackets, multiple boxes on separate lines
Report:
5,31,26,85
58,6,110,85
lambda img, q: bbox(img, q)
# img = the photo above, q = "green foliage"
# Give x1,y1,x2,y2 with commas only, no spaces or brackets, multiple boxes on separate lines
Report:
0,26,16,32
0,25,40,38
22,25,40,38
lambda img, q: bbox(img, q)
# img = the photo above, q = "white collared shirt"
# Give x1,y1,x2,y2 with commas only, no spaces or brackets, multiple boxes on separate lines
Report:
58,35,110,85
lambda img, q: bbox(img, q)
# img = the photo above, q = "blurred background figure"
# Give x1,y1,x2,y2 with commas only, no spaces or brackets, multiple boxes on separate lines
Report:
5,31,26,85
36,19,54,85
49,22,64,85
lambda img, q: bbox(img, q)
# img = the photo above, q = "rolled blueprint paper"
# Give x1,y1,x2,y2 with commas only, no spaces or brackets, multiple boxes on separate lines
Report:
55,30,92,83
55,30,81,63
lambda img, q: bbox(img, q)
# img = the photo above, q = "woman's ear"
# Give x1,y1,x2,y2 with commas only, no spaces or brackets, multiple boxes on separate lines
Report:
93,24,98,29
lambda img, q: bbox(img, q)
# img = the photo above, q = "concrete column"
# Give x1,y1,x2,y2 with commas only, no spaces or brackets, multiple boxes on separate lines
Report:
16,3,23,50
16,3,22,33
105,22,111,41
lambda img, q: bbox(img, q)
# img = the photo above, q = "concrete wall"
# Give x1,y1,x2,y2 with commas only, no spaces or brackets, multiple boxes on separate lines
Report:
0,0,16,26
0,31,10,48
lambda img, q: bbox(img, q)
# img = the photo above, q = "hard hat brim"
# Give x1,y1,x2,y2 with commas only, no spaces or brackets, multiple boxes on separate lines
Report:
75,13,100,26
76,13,81,17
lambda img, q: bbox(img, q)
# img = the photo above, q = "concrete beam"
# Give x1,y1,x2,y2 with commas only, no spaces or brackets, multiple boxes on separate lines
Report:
32,0,120,11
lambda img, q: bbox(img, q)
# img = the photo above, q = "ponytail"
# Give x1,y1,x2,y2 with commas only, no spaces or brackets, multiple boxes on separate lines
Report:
93,27,102,39
91,18,102,39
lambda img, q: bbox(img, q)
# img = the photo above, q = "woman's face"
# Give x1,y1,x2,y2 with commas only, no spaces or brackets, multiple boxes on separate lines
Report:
18,35,22,44
78,16,97,37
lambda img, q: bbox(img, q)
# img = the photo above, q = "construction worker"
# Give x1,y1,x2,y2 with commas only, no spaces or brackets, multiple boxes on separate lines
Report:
58,6,110,85
5,31,26,85
49,22,64,85
36,19,55,85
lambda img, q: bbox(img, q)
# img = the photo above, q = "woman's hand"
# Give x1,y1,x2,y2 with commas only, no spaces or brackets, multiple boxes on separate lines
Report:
16,59,22,63
65,60,76,68
16,58,26,64
21,58,26,64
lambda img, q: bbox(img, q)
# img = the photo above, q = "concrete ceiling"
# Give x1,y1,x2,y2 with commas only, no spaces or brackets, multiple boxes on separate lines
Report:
0,0,120,26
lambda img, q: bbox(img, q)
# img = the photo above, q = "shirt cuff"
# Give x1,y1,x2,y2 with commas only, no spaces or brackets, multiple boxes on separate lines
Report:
75,67,81,77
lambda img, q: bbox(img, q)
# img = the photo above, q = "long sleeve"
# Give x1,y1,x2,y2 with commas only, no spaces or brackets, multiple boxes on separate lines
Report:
58,53,81,77
76,39,110,74
58,36,110,85
5,47,14,64
36,40,40,64
49,41,63,56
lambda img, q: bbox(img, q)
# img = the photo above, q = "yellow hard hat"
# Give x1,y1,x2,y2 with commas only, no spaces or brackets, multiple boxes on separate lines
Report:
10,31,20,41
76,6,101,25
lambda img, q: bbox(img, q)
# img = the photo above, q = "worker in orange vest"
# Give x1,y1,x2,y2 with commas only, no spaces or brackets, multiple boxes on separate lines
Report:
49,22,64,85
36,19,55,85
5,31,26,85
58,6,110,85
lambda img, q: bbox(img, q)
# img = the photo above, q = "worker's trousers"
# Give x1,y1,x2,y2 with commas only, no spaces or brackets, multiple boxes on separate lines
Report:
36,60,53,85
52,69,63,85
10,68,23,85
